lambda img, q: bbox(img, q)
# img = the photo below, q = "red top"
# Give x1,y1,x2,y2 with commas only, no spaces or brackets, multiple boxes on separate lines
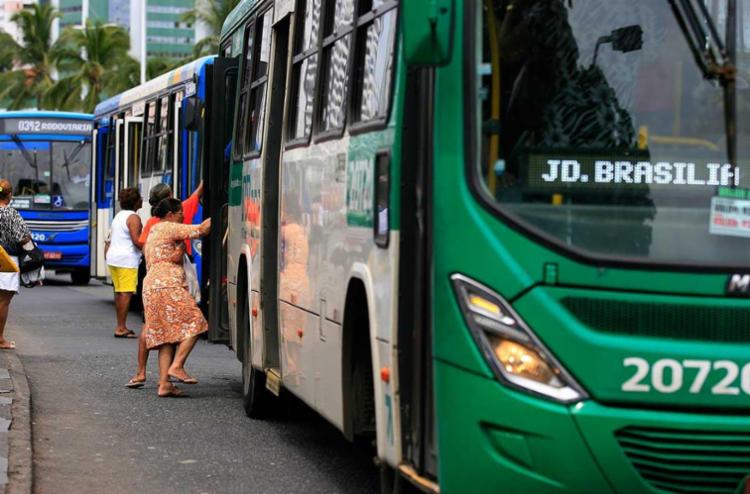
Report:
139,192,201,254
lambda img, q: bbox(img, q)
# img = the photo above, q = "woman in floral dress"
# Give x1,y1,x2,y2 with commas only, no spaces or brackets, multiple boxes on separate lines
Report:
143,198,211,397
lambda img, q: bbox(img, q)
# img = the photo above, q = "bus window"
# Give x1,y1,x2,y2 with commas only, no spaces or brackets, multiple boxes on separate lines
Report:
288,0,321,142
319,0,354,133
155,95,172,173
117,113,126,192
142,101,157,176
234,22,256,159
245,9,272,155
105,118,116,200
127,120,141,188
350,1,397,124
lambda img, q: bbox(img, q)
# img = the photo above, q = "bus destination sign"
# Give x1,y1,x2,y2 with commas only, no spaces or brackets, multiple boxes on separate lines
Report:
0,118,93,136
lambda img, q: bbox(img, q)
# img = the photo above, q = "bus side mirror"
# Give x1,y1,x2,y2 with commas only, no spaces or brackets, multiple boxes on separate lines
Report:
183,96,201,132
403,0,455,66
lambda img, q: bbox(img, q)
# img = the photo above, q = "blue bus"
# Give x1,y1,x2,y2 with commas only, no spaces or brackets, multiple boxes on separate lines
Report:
0,112,93,284
92,56,237,341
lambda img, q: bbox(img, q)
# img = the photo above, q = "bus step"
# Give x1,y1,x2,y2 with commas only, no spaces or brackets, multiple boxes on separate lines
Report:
265,368,281,396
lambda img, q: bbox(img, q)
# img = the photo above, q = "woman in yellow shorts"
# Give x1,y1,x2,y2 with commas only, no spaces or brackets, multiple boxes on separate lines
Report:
105,188,143,338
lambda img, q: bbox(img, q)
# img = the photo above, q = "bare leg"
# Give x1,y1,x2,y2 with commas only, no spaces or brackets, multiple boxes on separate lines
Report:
0,291,15,348
168,335,199,383
114,292,133,335
129,329,149,383
157,344,181,396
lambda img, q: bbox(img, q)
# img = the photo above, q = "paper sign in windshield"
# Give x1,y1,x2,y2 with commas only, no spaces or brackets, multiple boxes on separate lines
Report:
710,196,750,238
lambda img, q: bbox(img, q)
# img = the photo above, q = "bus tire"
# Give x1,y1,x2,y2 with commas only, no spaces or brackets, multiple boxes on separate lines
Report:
70,269,90,285
239,282,273,419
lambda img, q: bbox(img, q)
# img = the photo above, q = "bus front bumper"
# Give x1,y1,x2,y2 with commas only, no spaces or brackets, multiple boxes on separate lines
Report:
435,360,750,494
38,243,89,270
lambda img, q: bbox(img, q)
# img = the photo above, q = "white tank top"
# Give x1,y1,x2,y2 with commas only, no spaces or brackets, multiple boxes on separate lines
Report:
106,210,141,268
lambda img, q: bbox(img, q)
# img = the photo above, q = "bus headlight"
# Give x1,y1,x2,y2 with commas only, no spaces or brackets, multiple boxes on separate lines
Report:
451,274,587,404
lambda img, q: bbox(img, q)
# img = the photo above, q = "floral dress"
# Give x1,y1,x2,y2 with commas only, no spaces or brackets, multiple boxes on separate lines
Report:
143,222,207,349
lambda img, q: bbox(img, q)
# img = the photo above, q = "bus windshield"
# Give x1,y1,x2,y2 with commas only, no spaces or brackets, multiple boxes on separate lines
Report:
0,139,91,210
475,0,750,268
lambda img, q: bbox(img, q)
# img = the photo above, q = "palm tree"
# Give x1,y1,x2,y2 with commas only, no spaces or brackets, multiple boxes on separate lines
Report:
147,56,185,79
183,0,241,57
49,21,136,112
0,4,60,109
0,31,16,72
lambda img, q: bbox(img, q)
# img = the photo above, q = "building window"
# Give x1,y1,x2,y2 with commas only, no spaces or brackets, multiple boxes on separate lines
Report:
287,0,321,143
350,0,398,124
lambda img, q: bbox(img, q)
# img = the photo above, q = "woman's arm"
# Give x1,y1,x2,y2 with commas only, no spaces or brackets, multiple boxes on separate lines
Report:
127,214,144,250
164,219,211,241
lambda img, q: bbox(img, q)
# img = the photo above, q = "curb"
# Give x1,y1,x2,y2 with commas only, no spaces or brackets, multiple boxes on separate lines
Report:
2,351,32,494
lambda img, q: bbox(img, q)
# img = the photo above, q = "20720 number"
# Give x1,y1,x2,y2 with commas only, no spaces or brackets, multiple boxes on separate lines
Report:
622,357,750,395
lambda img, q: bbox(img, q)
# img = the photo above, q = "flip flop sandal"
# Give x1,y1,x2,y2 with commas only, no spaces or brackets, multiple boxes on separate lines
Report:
125,378,146,389
168,374,198,385
0,341,15,350
114,331,137,339
158,388,186,398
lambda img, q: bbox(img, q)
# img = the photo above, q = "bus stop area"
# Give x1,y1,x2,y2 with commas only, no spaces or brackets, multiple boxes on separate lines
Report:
0,273,378,494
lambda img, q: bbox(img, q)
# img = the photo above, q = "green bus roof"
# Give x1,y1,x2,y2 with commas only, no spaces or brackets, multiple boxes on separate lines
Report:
220,0,261,42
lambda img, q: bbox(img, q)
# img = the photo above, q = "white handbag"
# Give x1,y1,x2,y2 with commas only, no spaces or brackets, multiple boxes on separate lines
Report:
183,254,201,304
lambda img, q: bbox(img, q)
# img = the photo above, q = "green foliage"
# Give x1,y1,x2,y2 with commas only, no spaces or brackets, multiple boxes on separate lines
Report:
147,56,185,80
0,3,59,109
0,4,193,112
183,0,241,57
49,21,136,112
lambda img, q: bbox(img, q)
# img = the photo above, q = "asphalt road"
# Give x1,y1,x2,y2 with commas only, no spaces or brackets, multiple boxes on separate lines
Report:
5,274,379,494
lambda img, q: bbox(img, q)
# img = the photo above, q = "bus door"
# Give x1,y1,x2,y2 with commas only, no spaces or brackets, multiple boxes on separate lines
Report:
123,117,143,189
204,56,239,342
259,11,290,377
397,69,438,483
90,126,100,278
92,123,115,279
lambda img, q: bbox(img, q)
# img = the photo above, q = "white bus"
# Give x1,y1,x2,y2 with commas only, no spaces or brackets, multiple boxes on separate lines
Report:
219,0,435,491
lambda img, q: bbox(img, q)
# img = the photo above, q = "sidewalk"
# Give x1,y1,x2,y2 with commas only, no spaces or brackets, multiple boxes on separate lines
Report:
0,349,32,494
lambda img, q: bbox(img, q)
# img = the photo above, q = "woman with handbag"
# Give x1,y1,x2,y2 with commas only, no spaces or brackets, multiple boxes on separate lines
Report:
141,198,210,397
0,179,33,350
125,181,203,388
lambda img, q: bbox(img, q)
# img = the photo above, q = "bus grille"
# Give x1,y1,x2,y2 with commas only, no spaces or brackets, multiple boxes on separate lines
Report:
561,297,750,343
616,427,750,494
24,220,88,232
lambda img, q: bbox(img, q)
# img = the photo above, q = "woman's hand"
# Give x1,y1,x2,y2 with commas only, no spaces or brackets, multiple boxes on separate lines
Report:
198,218,211,237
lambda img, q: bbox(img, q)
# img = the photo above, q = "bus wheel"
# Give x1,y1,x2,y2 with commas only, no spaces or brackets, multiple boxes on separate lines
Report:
239,286,273,418
70,269,90,285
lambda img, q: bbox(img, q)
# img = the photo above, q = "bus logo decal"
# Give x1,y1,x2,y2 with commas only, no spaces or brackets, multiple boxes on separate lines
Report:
727,274,750,295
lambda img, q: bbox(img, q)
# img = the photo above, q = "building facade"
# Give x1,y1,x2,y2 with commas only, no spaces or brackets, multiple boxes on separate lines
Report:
51,0,195,60
0,0,36,43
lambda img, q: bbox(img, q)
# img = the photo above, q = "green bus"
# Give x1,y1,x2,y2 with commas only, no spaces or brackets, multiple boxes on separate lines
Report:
212,0,750,492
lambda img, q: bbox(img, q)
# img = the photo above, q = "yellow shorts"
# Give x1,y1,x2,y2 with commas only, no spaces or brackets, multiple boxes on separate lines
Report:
108,266,138,293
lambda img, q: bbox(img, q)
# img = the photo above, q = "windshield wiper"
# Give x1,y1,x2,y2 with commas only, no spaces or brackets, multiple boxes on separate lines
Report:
59,141,87,182
11,135,37,171
668,0,737,169
10,135,40,188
